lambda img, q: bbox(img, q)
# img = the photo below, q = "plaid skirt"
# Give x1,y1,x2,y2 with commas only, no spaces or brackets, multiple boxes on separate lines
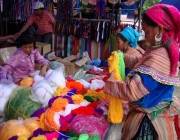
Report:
121,109,178,140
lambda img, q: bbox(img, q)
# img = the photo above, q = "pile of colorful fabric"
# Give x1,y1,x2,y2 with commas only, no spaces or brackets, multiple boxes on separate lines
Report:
0,51,128,140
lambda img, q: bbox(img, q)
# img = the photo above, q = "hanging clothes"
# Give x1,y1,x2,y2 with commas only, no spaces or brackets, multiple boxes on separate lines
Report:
121,1,139,15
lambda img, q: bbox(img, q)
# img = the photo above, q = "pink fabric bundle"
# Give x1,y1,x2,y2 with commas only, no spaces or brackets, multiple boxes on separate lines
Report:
69,114,109,139
146,4,180,76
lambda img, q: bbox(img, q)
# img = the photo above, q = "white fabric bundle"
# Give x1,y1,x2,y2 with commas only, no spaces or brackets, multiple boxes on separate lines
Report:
30,79,54,107
45,68,66,92
57,101,90,116
30,68,66,107
77,79,90,89
0,79,17,116
90,79,105,90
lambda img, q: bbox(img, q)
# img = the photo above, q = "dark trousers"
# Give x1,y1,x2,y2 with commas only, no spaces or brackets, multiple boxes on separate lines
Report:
36,32,52,44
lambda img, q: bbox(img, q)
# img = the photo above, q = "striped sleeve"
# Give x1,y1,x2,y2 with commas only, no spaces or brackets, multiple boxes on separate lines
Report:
27,15,35,26
124,53,139,69
47,12,55,23
103,73,149,101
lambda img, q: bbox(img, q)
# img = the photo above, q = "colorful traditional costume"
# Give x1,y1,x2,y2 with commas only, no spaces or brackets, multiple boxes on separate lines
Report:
104,4,180,140
119,26,145,75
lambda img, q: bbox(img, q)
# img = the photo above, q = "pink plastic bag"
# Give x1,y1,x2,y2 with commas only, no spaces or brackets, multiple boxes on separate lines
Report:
69,114,109,139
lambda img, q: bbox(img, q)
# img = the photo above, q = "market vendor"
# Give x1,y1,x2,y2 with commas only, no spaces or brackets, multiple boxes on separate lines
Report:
15,1,56,44
104,4,180,140
116,26,144,75
0,34,49,83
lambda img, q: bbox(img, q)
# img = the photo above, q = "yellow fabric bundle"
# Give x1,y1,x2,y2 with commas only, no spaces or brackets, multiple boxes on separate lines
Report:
84,90,111,100
107,51,125,124
71,94,84,104
20,77,34,86
54,86,70,97
107,96,123,123
0,118,40,140
39,113,48,131
108,51,122,80
17,135,30,140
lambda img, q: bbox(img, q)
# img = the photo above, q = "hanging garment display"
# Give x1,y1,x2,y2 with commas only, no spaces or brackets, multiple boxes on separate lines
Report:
54,35,110,60
96,0,106,17
54,0,140,60
56,18,111,42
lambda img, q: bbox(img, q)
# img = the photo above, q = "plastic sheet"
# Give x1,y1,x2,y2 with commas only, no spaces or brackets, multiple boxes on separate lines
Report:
106,121,124,140
0,117,40,140
49,61,65,76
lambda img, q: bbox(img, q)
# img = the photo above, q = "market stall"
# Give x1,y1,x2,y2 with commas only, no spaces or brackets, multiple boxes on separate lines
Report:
0,50,129,140
0,1,180,140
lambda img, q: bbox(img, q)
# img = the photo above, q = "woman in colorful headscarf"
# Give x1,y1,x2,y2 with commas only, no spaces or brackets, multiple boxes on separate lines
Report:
116,26,144,75
104,4,180,140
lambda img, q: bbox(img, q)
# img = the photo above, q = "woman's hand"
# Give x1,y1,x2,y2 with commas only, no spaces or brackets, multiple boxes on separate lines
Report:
39,67,47,76
39,64,49,76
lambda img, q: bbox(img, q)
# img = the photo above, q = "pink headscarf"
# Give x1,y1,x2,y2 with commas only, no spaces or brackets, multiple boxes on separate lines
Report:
145,4,180,76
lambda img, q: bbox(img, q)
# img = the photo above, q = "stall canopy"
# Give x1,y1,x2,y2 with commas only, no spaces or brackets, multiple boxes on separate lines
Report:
160,0,180,10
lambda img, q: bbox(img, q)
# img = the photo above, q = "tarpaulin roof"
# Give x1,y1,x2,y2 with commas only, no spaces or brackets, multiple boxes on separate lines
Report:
160,0,180,10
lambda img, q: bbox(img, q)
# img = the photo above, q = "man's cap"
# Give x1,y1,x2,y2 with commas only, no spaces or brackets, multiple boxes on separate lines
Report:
33,1,44,10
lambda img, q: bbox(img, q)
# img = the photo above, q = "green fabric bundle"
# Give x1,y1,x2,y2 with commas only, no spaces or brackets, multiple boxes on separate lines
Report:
4,86,42,120
118,52,125,81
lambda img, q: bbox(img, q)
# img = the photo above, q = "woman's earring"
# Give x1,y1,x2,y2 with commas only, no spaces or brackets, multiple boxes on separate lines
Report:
123,46,128,53
155,34,162,45
146,42,150,47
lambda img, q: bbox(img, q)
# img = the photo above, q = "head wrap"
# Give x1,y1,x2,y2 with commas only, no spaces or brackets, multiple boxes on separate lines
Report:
120,26,140,48
145,4,180,76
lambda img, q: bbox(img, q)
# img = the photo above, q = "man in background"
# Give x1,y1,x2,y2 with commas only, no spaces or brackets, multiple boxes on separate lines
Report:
15,1,56,44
